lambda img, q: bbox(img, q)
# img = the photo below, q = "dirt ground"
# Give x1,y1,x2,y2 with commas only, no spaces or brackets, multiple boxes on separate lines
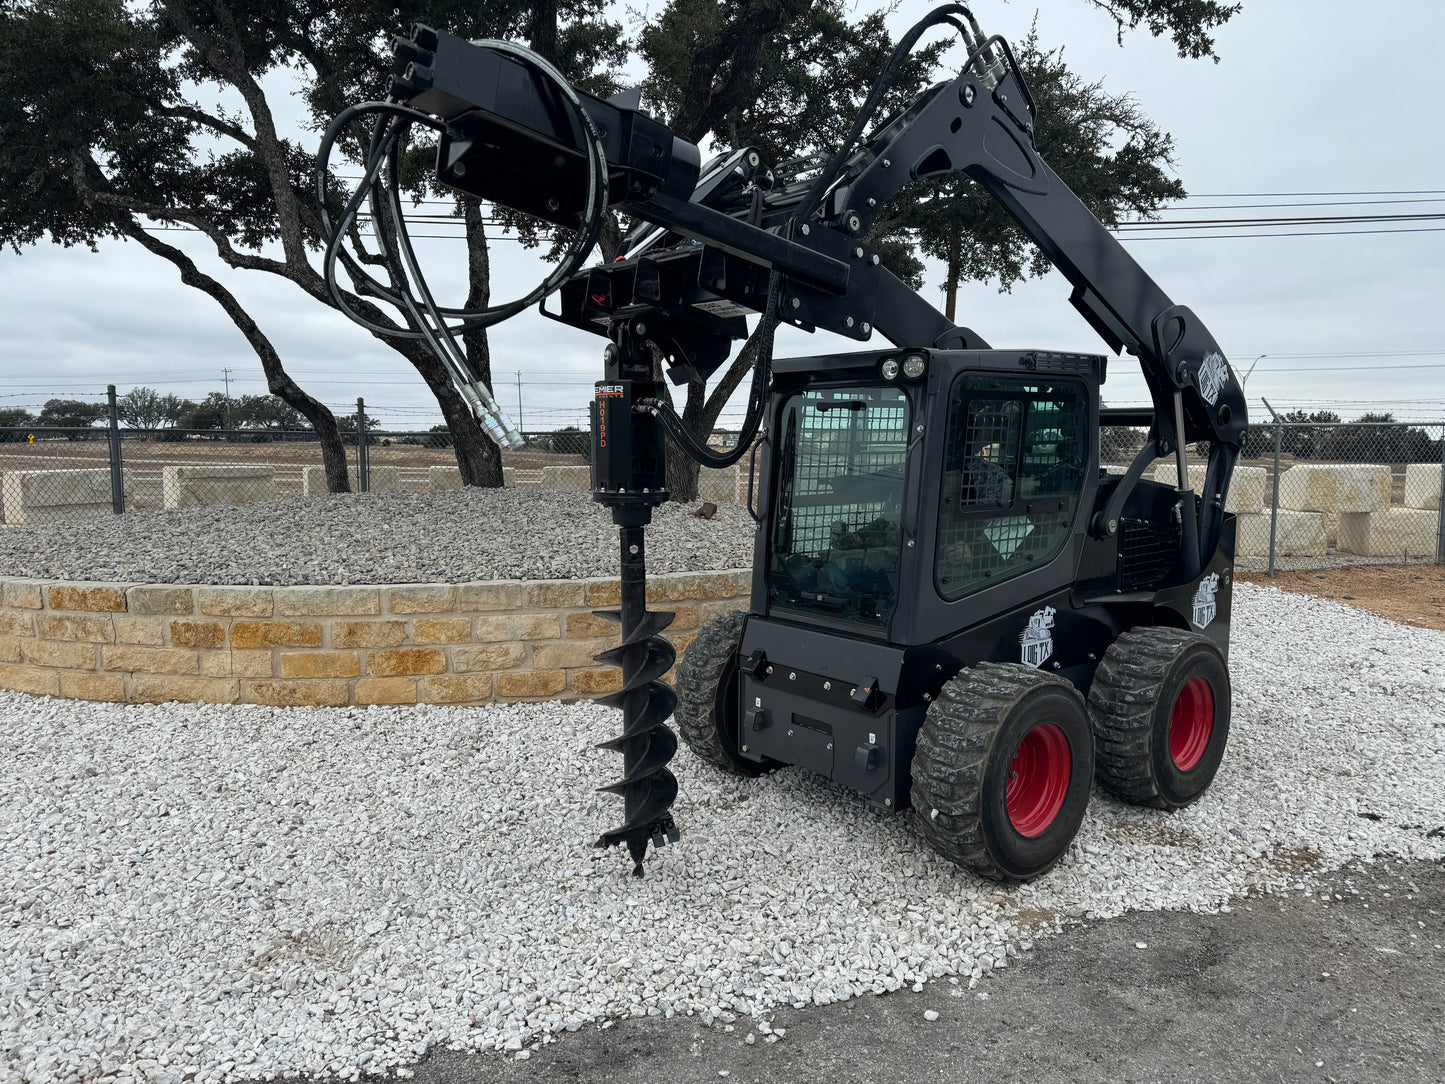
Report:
1238,564,1445,632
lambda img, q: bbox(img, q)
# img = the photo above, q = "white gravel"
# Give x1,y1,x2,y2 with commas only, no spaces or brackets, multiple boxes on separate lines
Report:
3,583,1444,1084
0,491,756,585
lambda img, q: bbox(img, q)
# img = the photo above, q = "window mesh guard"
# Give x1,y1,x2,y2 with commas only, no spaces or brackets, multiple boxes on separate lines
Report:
937,380,1087,599
771,389,909,626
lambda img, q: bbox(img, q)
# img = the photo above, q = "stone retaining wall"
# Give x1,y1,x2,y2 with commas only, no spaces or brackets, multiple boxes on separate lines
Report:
0,572,750,708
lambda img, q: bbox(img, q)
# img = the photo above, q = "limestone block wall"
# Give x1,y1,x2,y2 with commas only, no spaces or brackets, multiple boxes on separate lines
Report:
1338,510,1440,558
162,465,272,509
1,468,116,525
1279,464,1391,513
301,465,403,496
1404,464,1443,510
1147,464,1267,513
1234,510,1327,557
0,572,749,708
427,466,463,491
540,465,590,491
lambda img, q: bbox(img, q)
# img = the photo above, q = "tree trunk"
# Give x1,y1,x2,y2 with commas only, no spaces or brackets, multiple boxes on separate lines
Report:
459,199,504,486
122,221,351,492
944,233,960,323
662,333,763,503
665,379,709,502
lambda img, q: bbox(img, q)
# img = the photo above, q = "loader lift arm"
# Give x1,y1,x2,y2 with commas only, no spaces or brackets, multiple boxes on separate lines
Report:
319,4,1246,874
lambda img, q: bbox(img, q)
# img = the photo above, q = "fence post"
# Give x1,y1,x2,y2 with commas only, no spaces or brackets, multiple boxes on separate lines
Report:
356,396,370,493
1436,424,1445,565
106,384,125,515
1262,398,1282,578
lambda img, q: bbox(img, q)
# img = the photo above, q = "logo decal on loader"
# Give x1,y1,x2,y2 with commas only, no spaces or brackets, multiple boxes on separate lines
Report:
1020,606,1056,668
1192,573,1220,629
1198,351,1230,406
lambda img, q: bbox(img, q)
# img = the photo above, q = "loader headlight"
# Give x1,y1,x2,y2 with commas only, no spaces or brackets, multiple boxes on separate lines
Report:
902,353,927,380
880,357,900,380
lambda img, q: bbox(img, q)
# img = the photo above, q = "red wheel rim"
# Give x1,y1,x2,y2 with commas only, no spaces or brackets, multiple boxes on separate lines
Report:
1169,677,1215,771
1005,723,1072,838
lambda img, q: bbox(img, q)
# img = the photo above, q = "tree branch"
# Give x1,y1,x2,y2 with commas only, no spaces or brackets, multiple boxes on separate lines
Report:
68,151,289,275
118,216,352,492
150,100,257,150
159,1,309,267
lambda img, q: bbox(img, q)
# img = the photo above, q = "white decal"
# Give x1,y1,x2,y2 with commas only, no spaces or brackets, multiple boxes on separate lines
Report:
1020,606,1056,669
1192,573,1220,629
1198,351,1230,406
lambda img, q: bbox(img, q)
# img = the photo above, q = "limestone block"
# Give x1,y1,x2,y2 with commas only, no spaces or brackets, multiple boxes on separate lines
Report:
161,465,272,509
1233,511,1327,557
1228,466,1268,514
355,677,418,705
540,465,591,492
1404,464,1443,510
2,468,114,525
698,465,742,503
1278,464,1390,513
502,466,517,488
1338,510,1441,558
1148,463,1267,513
427,466,463,491
301,465,403,496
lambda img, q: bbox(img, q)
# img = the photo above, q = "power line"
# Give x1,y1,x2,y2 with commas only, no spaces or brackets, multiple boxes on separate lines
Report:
1117,226,1445,241
1120,212,1445,229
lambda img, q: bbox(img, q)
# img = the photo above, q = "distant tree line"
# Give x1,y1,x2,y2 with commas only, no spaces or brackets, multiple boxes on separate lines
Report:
1241,411,1441,463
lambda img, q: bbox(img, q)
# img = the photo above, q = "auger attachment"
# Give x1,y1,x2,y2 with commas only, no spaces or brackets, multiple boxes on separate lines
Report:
588,331,680,876
593,522,682,875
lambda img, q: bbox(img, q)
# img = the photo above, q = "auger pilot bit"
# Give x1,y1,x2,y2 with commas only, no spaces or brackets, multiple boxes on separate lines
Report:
593,524,682,875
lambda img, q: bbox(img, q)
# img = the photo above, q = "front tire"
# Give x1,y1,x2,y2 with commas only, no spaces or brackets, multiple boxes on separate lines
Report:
1087,626,1232,809
911,662,1094,882
675,611,781,777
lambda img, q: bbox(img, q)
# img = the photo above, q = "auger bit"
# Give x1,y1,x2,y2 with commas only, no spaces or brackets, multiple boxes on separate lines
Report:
589,331,681,876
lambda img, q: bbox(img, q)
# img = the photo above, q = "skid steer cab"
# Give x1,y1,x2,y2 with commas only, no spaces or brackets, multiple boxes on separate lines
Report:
675,346,1236,881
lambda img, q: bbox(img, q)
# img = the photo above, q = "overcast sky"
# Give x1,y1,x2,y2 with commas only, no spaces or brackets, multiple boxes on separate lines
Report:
2,0,1443,431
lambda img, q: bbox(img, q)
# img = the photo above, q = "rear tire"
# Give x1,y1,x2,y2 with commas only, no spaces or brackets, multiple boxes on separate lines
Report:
1087,626,1231,809
675,611,781,777
911,662,1094,882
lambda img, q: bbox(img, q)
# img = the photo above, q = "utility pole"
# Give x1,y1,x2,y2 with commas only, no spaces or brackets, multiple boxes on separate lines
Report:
515,370,524,439
221,367,234,429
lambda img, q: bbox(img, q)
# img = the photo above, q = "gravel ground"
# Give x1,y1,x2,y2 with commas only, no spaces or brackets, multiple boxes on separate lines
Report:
2,584,1444,1084
0,492,756,585
400,858,1445,1084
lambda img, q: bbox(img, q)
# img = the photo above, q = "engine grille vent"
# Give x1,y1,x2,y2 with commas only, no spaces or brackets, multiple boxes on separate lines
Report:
1119,517,1179,591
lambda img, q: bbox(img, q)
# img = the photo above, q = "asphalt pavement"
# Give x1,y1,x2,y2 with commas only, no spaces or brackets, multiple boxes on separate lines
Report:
319,857,1444,1084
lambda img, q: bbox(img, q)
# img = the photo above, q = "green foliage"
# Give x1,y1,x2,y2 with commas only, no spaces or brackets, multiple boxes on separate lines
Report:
1085,0,1241,61
37,398,105,427
336,409,379,444
551,424,590,461
897,28,1186,311
177,391,231,431
232,394,310,431
0,405,34,440
117,386,169,429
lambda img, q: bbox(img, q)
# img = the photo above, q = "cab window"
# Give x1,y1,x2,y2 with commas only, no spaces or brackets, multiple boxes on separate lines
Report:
936,376,1087,600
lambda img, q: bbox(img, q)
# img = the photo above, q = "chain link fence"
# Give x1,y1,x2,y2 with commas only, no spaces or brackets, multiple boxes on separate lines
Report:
1236,418,1445,573
4,394,1442,575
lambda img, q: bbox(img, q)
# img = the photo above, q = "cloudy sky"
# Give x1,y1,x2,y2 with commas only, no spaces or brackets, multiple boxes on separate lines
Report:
2,0,1443,432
